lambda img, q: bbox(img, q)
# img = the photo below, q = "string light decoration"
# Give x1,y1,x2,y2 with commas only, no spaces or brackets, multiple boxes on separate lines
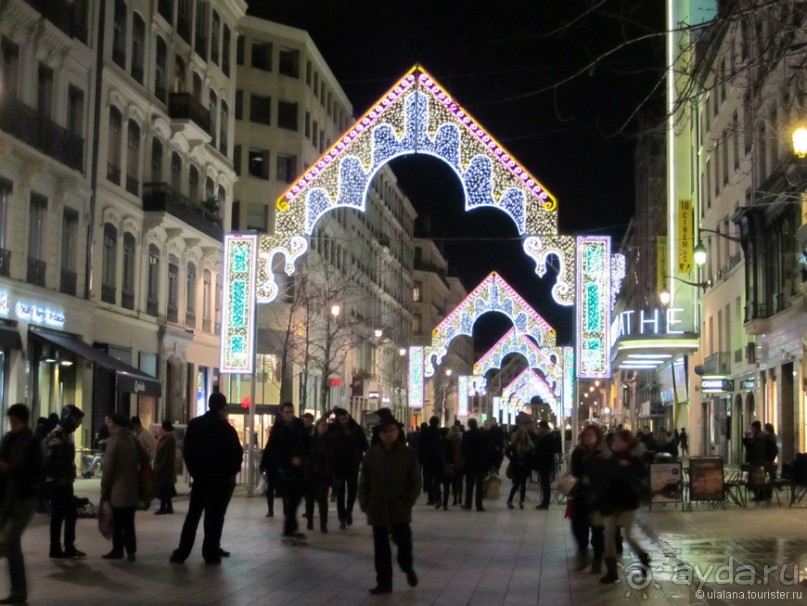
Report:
522,235,576,306
457,375,470,416
472,327,562,395
423,272,556,377
576,236,612,379
563,346,575,417
408,346,425,408
610,253,626,311
501,368,560,420
220,234,258,373
252,65,567,305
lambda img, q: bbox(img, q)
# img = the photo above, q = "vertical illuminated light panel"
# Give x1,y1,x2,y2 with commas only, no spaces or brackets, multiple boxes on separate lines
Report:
457,375,469,416
576,236,612,378
563,347,575,417
493,396,501,423
220,234,258,373
408,346,424,408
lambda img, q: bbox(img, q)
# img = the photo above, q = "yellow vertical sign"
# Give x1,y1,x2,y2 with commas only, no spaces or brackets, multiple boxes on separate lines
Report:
657,236,667,288
677,199,693,272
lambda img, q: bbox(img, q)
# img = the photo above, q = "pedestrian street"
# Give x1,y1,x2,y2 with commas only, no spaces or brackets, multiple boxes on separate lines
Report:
11,480,805,605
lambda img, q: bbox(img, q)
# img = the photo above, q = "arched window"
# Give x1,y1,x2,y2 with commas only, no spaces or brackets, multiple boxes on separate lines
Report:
132,13,145,83
217,185,226,218
151,138,163,182
107,107,122,183
113,0,127,68
147,244,160,316
202,269,212,330
204,177,215,205
167,255,179,321
192,72,202,102
173,55,185,93
101,223,117,303
122,232,136,309
126,120,140,195
211,11,220,65
189,164,199,203
155,36,167,102
208,89,218,144
185,262,196,327
171,151,182,192
222,24,231,76
219,100,228,155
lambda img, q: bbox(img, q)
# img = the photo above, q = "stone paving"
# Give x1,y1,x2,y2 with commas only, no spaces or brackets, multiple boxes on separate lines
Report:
4,479,803,605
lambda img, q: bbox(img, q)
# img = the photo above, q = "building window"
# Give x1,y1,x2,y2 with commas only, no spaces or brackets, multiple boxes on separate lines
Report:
28,193,47,261
155,36,167,102
168,256,179,320
236,35,244,65
189,164,200,203
277,101,298,130
235,89,243,120
122,232,135,309
132,13,145,83
219,100,228,155
67,86,84,139
101,223,117,303
147,244,160,315
233,145,241,176
1,38,20,100
246,203,268,232
248,149,269,179
278,48,299,77
413,314,422,335
113,0,127,68
177,0,192,43
208,89,218,146
126,120,140,195
210,11,220,65
195,3,209,59
251,42,272,71
276,154,297,184
60,208,78,294
170,151,182,192
0,179,11,253
250,95,271,125
37,63,53,118
186,262,196,318
192,72,202,102
158,0,172,23
413,282,422,302
222,25,231,76
304,112,311,138
107,107,122,183
203,269,212,329
305,60,312,85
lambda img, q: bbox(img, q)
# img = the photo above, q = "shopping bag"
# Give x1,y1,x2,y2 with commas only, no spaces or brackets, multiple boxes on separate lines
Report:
254,474,267,496
98,498,113,540
557,472,577,496
483,473,501,500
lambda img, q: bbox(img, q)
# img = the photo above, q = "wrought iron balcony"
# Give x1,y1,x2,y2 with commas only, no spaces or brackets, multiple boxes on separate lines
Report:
60,269,77,296
146,297,159,317
101,283,116,304
167,304,178,323
0,97,83,172
26,258,46,287
142,182,223,240
0,249,10,277
122,288,135,310
168,93,210,133
745,301,768,322
24,0,88,43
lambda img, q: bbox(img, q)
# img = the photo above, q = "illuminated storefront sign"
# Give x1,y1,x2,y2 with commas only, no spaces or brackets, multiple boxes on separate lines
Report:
701,375,734,394
611,308,685,345
14,301,66,328
740,378,755,390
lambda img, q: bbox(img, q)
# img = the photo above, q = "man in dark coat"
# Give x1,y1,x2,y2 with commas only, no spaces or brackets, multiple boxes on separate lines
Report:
267,402,309,542
487,420,506,474
358,415,421,595
170,392,243,564
532,421,556,509
418,416,441,505
461,418,490,512
0,404,42,603
44,404,85,559
328,408,368,529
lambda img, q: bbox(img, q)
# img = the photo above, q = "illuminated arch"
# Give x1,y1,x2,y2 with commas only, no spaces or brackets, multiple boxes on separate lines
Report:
471,327,562,396
501,368,560,418
424,272,556,377
253,65,576,306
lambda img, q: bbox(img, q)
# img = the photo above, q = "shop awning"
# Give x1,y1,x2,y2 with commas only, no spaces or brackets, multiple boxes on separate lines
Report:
29,329,161,397
0,323,22,350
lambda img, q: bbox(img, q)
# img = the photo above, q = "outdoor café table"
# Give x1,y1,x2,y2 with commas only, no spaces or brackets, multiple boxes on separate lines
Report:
723,469,746,507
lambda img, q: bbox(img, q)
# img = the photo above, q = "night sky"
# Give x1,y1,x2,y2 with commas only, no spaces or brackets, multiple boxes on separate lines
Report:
247,1,666,351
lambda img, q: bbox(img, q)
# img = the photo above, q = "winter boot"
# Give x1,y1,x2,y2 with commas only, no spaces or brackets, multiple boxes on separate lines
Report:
638,552,651,581
506,500,514,509
600,557,618,584
590,552,602,574
575,549,590,571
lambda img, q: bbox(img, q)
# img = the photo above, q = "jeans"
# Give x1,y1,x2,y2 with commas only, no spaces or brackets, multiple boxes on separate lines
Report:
570,494,591,551
174,481,234,560
111,506,136,555
279,471,303,536
49,484,77,550
304,476,330,528
372,524,413,588
508,470,529,504
0,497,37,593
158,482,174,513
464,471,486,510
333,469,358,522
538,469,552,506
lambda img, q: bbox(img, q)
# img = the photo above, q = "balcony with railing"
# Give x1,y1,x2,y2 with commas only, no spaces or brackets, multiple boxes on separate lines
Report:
126,175,139,196
0,97,83,172
26,258,46,287
0,249,10,277
168,93,210,133
185,311,195,329
101,283,116,304
60,269,77,296
146,297,159,317
167,304,178,323
143,182,223,240
24,0,88,43
704,351,732,375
